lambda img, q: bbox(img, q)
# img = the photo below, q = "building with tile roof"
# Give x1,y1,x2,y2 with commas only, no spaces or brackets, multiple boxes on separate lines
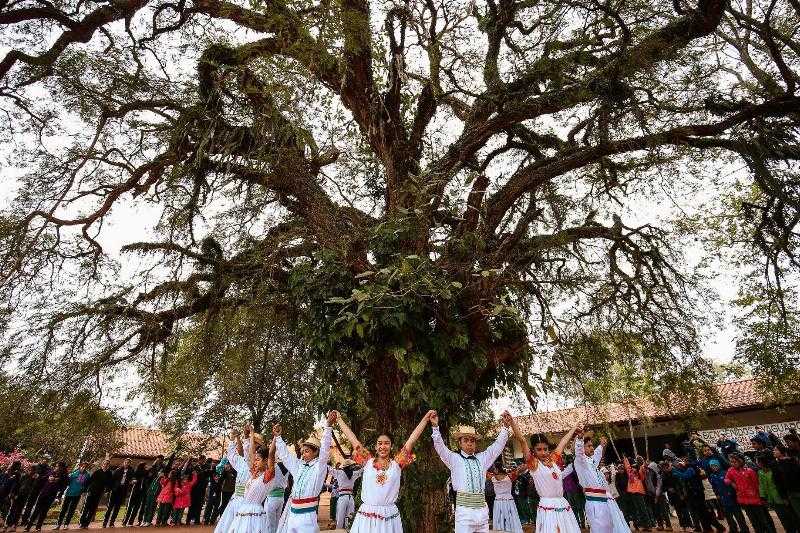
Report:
506,378,800,458
107,427,224,465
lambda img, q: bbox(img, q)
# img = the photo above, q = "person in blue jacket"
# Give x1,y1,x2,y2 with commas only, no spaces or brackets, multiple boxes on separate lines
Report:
707,459,750,533
55,462,90,529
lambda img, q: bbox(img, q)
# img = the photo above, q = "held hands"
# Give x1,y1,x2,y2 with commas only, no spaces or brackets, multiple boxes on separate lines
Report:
429,410,439,427
272,424,282,437
243,422,252,438
599,436,609,447
500,411,513,428
326,410,338,426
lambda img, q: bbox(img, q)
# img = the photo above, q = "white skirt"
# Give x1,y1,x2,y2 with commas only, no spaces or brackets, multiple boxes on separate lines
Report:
349,503,402,533
215,495,244,533
493,498,523,533
226,502,267,533
535,497,581,533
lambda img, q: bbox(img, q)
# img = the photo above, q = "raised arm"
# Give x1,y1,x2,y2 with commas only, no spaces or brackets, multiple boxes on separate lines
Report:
403,411,434,452
429,411,456,469
594,435,607,465
318,412,336,467
574,426,588,466
248,430,256,470
555,424,580,456
479,412,511,469
335,412,363,453
506,412,530,459
273,424,299,477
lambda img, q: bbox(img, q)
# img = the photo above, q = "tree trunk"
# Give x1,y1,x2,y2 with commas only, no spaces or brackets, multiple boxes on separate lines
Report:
366,356,450,533
626,403,638,457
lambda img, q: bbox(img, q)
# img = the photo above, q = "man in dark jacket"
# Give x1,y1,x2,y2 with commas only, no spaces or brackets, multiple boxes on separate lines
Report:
5,465,37,530
25,462,68,532
202,463,221,525
79,460,112,529
19,462,49,528
186,457,211,525
103,458,134,527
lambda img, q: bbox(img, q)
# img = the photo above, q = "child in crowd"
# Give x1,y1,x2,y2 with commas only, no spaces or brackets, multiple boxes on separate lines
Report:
756,453,797,533
171,470,198,525
156,470,177,526
725,453,777,533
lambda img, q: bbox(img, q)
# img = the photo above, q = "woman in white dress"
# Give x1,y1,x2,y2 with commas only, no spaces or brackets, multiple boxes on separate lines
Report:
507,417,581,533
216,424,259,533
334,410,434,532
487,463,526,533
226,430,276,533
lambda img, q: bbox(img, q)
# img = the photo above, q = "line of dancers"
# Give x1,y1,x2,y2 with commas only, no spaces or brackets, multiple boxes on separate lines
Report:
214,410,631,533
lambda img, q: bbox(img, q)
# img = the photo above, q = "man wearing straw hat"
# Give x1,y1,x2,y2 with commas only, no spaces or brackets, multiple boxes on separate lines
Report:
430,410,514,532
573,426,630,533
330,460,363,529
274,411,336,533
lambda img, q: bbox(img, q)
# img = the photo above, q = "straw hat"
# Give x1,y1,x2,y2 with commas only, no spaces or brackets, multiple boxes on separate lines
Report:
301,435,321,449
453,425,481,440
340,458,357,467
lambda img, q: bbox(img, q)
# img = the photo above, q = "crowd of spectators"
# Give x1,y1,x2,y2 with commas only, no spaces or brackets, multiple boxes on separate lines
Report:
0,451,240,532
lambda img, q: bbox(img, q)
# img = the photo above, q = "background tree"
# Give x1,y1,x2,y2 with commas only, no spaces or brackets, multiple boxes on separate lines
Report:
2,0,800,527
0,370,120,462
147,305,325,443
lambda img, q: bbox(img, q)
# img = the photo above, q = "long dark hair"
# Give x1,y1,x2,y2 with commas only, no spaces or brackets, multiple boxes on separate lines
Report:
530,434,551,448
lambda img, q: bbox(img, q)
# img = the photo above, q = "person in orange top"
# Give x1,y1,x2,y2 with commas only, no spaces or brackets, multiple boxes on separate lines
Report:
622,456,654,531
507,415,582,533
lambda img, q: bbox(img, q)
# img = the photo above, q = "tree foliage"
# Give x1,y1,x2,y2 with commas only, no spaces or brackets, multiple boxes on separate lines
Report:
148,306,325,441
2,0,800,525
0,371,120,462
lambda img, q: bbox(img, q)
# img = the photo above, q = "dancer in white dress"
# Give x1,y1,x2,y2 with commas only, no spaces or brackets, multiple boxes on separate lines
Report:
487,464,526,533
507,416,581,533
263,462,287,533
334,410,433,532
215,424,257,533
329,462,363,528
573,427,630,533
227,431,276,533
274,412,335,533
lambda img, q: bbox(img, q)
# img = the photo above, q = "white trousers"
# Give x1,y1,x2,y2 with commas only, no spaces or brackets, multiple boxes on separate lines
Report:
454,505,489,533
335,494,355,528
276,507,319,533
585,499,631,533
264,496,284,533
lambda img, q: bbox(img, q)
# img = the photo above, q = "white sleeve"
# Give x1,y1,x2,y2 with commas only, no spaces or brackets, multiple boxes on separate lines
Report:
479,427,510,470
593,444,604,465
226,440,249,473
316,427,334,486
275,436,299,477
351,467,363,482
562,463,575,477
574,438,587,466
431,427,455,470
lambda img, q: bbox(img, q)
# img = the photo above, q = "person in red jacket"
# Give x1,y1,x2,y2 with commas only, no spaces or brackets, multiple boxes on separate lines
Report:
724,453,777,532
156,470,177,526
172,471,198,525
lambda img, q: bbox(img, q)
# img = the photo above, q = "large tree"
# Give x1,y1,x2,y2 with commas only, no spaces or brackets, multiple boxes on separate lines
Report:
2,0,799,527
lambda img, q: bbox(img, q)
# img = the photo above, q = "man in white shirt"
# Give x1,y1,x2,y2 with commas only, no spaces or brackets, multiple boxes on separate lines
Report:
274,412,336,533
430,410,513,533
573,427,630,533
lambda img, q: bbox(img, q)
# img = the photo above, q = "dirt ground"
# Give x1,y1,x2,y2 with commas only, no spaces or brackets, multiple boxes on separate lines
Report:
21,500,788,532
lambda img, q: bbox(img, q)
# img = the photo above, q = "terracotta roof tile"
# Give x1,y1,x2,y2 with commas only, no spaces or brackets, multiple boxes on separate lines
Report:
515,379,764,435
113,427,223,460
